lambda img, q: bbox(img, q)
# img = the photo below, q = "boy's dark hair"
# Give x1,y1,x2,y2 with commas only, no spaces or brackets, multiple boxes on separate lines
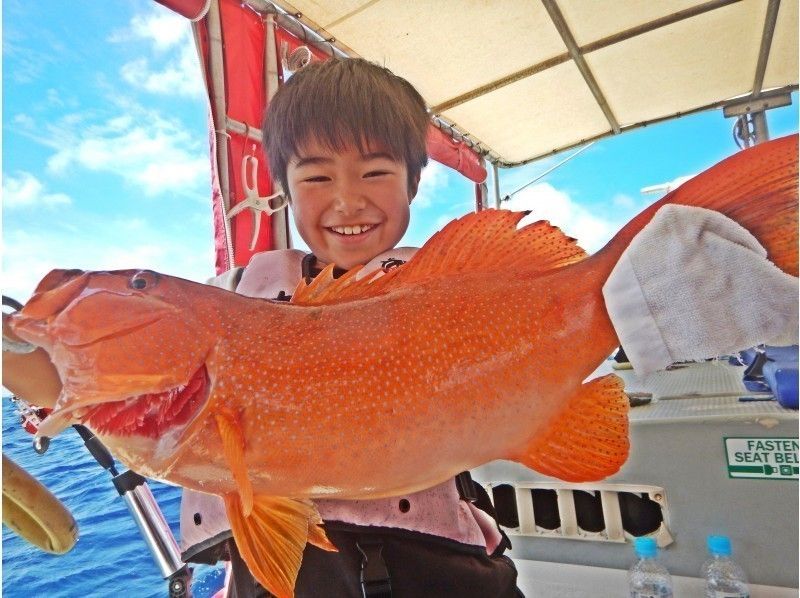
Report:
263,57,430,197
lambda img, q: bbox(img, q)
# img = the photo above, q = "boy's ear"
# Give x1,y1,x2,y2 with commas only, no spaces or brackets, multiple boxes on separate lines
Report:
408,173,422,203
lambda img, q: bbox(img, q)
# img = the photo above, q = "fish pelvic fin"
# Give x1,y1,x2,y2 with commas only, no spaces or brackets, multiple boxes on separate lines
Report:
512,374,629,482
224,494,335,598
216,410,253,516
291,210,588,306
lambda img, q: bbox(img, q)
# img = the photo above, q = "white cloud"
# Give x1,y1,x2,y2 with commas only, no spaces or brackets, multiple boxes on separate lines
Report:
413,162,450,209
45,88,65,108
504,183,639,253
612,193,636,209
109,9,186,50
3,172,72,208
45,110,208,198
2,223,216,304
130,10,188,50
13,113,35,128
120,44,204,97
114,7,204,97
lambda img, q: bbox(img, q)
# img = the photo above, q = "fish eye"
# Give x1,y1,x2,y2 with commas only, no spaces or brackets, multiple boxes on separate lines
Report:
129,270,159,290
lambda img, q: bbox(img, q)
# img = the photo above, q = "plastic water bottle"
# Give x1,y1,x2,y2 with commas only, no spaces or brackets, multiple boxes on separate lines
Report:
701,535,750,598
628,536,673,597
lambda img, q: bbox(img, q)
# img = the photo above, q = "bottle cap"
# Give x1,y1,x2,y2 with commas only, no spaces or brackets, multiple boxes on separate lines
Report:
634,536,658,558
707,535,732,556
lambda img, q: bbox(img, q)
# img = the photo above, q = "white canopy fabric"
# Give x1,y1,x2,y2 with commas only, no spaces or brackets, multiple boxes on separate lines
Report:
269,0,798,166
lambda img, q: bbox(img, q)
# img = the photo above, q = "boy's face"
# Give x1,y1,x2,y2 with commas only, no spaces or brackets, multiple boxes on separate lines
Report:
286,139,416,270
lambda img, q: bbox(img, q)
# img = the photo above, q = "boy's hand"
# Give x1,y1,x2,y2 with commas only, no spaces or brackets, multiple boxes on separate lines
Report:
3,312,63,409
3,312,36,352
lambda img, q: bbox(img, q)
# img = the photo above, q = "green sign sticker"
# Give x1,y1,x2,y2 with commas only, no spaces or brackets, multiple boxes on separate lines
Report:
725,437,799,480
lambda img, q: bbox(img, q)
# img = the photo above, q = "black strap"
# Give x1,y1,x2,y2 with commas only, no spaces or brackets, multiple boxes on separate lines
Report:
743,350,769,381
356,537,392,598
301,253,347,284
225,539,265,598
455,471,478,502
456,475,515,556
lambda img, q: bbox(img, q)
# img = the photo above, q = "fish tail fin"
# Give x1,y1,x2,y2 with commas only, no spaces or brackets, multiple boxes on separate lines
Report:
223,494,336,598
511,374,629,481
597,134,798,277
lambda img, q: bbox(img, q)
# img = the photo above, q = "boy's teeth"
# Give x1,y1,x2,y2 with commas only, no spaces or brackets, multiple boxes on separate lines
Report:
332,224,374,235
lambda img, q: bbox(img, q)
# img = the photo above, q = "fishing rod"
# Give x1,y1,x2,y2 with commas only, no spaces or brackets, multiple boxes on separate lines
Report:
70,424,194,598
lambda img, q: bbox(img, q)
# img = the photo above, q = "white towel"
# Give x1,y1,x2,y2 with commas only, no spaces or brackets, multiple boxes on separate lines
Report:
603,204,798,374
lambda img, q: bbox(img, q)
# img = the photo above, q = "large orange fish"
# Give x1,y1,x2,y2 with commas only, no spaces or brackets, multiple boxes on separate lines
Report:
11,135,798,597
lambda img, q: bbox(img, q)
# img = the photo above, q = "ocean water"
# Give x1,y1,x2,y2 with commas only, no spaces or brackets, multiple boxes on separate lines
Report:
2,398,226,597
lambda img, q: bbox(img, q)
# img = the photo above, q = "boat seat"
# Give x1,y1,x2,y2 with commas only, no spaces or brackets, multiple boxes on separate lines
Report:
739,345,798,366
739,345,798,393
762,361,799,409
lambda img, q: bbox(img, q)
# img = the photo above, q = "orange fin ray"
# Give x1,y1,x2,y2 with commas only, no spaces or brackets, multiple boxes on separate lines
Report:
290,209,587,306
291,263,366,305
306,508,338,552
224,494,334,598
512,374,629,481
215,411,254,516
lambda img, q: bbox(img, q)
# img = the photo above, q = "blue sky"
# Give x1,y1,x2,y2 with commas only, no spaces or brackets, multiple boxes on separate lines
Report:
3,1,798,303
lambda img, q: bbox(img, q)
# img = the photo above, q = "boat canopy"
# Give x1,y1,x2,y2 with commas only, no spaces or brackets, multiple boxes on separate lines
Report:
154,0,798,271
254,0,798,166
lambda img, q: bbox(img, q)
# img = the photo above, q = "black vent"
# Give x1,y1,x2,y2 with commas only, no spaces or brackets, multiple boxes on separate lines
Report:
619,492,664,536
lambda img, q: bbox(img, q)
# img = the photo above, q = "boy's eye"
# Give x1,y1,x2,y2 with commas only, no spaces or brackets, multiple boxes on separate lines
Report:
364,170,390,178
303,176,330,183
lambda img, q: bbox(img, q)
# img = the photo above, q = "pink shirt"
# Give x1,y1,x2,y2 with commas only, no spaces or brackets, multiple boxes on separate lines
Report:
180,248,502,555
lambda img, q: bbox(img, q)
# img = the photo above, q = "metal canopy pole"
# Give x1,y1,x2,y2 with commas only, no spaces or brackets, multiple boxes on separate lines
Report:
264,13,291,250
492,163,501,209
475,157,489,211
723,0,784,147
541,0,620,134
749,0,782,143
206,0,235,268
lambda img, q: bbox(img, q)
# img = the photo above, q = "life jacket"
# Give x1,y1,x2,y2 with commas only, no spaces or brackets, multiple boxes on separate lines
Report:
179,248,517,597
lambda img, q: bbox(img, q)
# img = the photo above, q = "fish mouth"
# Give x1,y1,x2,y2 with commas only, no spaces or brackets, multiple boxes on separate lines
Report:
58,366,210,440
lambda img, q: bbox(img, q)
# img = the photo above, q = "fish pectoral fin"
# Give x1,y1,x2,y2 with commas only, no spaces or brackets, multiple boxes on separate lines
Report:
224,494,335,598
512,374,629,482
215,411,253,516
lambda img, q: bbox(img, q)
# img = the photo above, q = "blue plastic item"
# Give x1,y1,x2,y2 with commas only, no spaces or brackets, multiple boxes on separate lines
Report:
762,361,799,409
707,535,733,557
629,537,673,597
764,345,799,363
738,345,798,366
738,348,760,366
743,379,771,392
702,535,750,598
634,536,658,558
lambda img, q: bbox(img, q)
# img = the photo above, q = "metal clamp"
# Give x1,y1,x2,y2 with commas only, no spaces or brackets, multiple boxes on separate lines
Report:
356,537,392,598
227,152,288,251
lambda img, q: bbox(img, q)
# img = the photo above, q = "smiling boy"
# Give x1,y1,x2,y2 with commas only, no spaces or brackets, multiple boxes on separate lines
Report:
285,141,413,270
179,57,521,597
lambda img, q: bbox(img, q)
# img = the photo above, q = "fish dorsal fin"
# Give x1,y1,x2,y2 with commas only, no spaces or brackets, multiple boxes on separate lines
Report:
290,209,587,306
290,263,370,305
